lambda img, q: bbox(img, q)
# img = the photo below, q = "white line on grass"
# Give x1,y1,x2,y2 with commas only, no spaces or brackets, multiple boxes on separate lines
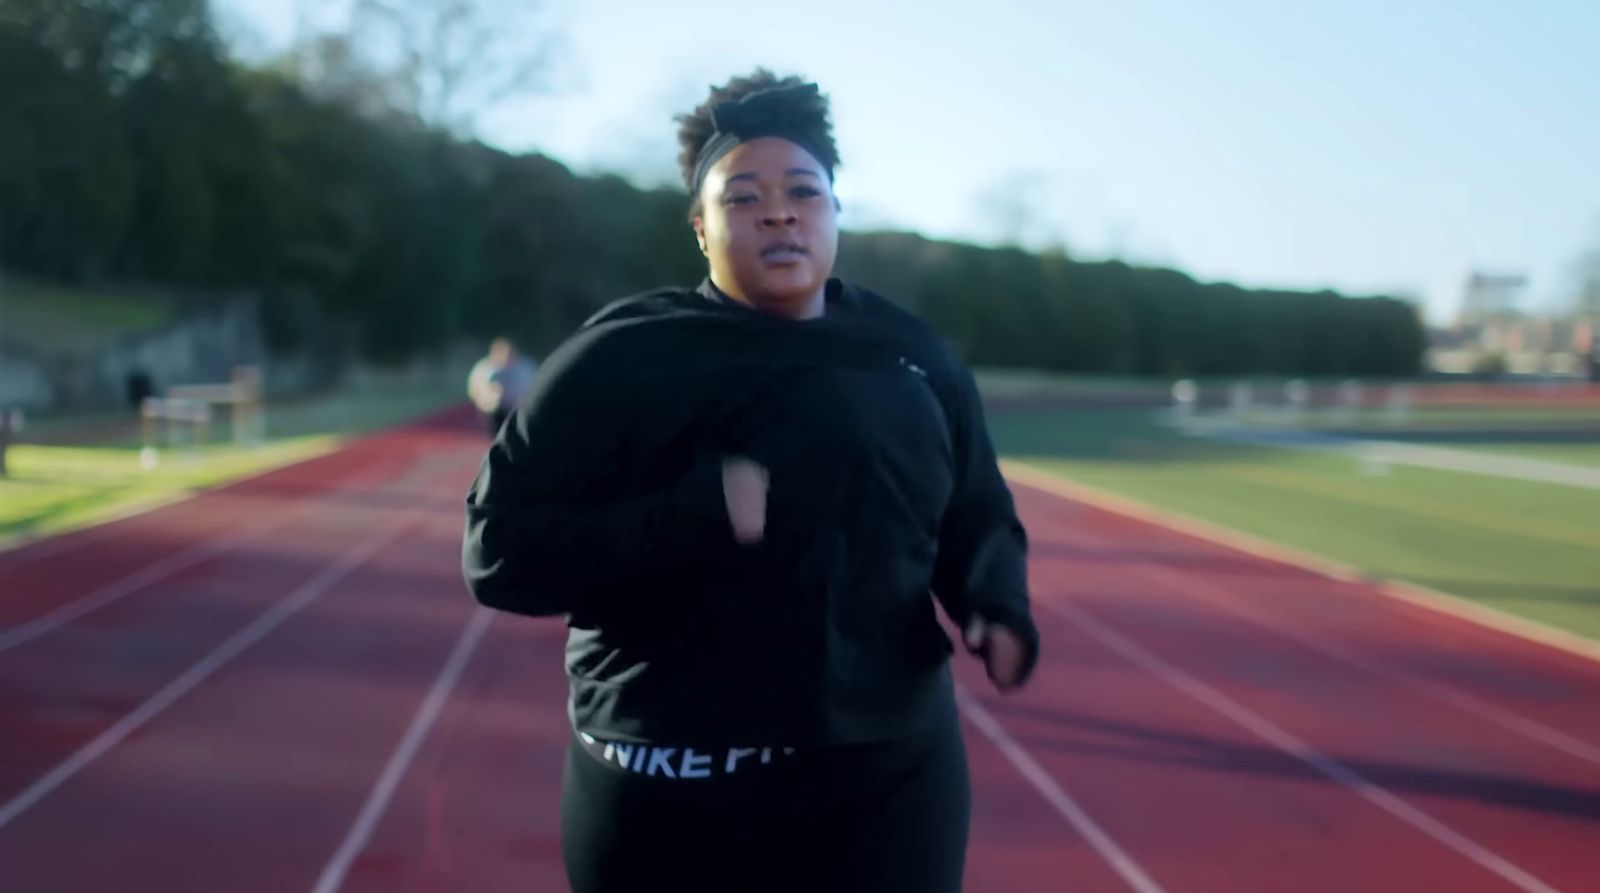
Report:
312,606,494,893
1185,423,1600,491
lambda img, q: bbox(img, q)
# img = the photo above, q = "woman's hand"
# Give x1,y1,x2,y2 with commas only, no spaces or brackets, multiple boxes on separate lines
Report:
721,457,769,545
965,616,1029,693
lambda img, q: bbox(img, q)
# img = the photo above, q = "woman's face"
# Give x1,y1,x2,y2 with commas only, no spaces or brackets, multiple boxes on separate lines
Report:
694,137,839,320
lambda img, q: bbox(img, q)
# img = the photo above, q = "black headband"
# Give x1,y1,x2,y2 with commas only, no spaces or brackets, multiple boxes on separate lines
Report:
690,83,835,197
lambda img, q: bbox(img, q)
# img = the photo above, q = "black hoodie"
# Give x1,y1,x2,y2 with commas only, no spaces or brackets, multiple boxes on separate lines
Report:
462,278,1038,747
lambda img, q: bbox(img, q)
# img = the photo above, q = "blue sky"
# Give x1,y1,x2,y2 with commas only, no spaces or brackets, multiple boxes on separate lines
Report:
221,0,1600,323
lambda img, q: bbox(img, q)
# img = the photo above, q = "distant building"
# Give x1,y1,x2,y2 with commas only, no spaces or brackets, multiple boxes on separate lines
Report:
1428,270,1589,377
1456,271,1527,327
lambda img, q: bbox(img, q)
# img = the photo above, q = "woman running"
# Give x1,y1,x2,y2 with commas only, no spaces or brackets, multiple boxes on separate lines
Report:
463,68,1040,893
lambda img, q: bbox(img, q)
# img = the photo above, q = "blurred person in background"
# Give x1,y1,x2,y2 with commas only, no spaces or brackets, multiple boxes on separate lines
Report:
467,337,537,435
462,70,1038,893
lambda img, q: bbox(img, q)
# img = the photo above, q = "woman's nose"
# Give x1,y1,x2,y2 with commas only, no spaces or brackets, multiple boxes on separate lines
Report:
761,205,798,227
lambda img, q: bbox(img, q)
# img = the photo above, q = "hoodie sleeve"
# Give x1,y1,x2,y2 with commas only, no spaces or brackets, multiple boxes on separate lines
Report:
928,348,1040,683
461,328,732,618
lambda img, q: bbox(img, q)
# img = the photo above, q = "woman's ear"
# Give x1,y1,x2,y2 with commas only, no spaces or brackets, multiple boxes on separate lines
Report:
692,216,709,256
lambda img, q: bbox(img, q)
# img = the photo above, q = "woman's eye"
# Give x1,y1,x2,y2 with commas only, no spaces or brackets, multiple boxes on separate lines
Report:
791,186,822,199
725,194,757,206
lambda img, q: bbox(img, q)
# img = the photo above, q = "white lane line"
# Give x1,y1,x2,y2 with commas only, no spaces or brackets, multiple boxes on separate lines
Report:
956,685,1169,893
2,522,125,568
0,518,419,831
0,520,285,654
0,467,422,655
1045,599,1564,893
1102,547,1600,770
0,448,438,659
312,606,494,893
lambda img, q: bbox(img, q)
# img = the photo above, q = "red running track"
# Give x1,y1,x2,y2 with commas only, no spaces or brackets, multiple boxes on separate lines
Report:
1,410,1597,892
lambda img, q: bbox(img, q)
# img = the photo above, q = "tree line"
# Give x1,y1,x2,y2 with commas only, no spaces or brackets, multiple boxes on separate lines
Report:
0,0,1423,376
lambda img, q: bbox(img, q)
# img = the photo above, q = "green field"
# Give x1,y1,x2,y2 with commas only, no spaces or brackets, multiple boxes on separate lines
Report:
1233,405,1600,430
0,439,337,543
1445,443,1600,469
989,408,1600,640
138,381,467,447
973,369,1168,398
0,276,175,350
0,382,466,547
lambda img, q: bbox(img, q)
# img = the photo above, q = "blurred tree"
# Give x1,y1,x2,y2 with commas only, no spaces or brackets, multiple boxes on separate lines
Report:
312,0,570,135
0,0,213,92
0,0,1425,376
973,170,1059,251
0,23,135,278
115,16,273,288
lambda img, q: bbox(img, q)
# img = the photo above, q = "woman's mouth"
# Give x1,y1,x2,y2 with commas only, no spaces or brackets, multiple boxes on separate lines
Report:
761,243,807,265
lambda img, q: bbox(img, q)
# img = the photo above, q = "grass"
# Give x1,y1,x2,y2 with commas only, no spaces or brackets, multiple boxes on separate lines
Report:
1221,400,1600,468
1234,405,1600,430
255,382,466,441
0,276,174,351
0,439,336,543
0,380,467,548
970,368,1427,398
973,369,1168,398
1447,443,1600,469
988,407,1600,640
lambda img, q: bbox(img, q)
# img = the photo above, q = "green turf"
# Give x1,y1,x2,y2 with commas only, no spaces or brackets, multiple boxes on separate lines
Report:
973,369,1168,398
0,381,467,548
1233,405,1600,429
969,368,1420,399
0,438,335,543
989,408,1600,640
54,381,469,450
0,276,174,350
255,382,465,441
1446,443,1600,469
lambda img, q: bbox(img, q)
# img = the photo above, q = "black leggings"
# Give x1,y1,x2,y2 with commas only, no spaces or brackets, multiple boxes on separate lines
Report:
560,716,971,893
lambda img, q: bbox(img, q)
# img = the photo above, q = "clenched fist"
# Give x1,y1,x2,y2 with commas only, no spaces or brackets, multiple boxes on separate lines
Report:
965,616,1029,693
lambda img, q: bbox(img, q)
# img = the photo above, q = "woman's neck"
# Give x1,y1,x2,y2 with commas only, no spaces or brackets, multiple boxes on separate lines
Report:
709,276,826,320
